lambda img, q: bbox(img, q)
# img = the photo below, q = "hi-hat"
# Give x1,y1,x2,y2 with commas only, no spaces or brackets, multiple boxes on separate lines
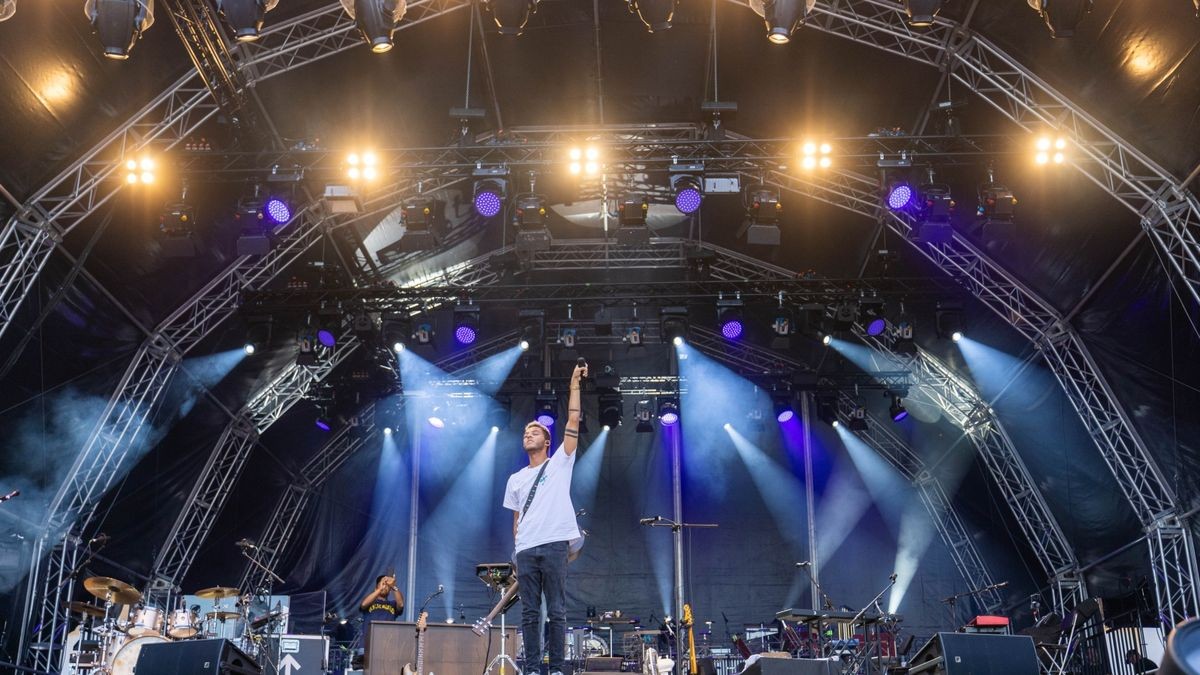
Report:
194,586,240,599
206,611,241,620
63,601,105,618
82,577,142,605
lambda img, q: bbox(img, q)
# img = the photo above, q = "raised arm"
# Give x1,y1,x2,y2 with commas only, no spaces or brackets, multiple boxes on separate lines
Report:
563,363,587,455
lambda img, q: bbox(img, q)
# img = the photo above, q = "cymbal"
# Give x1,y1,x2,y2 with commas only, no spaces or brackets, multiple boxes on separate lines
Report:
83,577,141,605
63,601,105,618
206,611,241,620
194,586,240,599
632,629,663,636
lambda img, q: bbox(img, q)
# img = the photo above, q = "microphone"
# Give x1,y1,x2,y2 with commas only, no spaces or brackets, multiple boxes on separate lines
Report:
890,573,898,583
576,357,588,370
0,489,19,503
89,533,110,546
236,538,258,550
639,516,661,525
795,561,811,567
435,584,445,595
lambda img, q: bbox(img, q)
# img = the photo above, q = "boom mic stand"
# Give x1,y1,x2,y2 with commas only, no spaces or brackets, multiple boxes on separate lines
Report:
641,516,717,675
846,575,898,675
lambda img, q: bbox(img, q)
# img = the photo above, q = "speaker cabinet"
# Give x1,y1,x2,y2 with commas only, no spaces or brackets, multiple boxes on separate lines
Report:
135,638,261,674
909,632,1039,674
366,621,518,675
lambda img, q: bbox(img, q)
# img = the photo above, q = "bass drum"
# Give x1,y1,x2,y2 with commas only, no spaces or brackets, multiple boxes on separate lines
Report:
109,635,169,675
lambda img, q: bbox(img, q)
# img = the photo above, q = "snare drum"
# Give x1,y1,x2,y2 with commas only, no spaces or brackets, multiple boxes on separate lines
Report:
167,608,200,639
109,635,169,675
127,606,164,637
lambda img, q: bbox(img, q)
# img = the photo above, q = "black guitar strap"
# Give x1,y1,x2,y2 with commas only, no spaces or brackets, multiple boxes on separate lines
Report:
518,460,550,524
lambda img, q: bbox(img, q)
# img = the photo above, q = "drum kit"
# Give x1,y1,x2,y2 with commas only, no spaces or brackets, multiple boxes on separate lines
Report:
61,576,279,674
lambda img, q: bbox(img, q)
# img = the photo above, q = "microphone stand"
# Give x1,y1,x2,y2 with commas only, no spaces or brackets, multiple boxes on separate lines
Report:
939,581,1007,626
240,547,285,586
642,516,717,675
848,576,897,675
796,564,837,612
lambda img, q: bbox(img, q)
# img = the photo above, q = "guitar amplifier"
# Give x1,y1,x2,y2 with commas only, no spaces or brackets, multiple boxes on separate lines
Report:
366,621,517,675
909,633,1038,674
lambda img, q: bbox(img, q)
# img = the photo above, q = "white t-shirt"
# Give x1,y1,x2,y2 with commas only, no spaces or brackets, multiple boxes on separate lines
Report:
504,443,580,555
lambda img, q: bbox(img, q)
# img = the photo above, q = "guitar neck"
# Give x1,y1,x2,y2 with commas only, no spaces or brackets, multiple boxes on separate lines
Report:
416,625,425,675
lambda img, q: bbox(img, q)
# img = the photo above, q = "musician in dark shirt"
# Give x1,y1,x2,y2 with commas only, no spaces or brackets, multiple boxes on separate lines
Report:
1125,648,1158,674
359,574,405,666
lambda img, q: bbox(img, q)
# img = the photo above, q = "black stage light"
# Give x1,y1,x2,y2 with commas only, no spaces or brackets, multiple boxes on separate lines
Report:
616,193,650,245
519,309,545,351
628,0,676,32
892,320,917,355
159,201,197,258
535,391,558,428
660,306,689,344
484,0,538,35
716,297,745,342
217,0,279,41
848,405,868,432
889,395,909,422
657,396,680,426
758,0,809,44
744,185,782,246
904,0,942,26
340,0,406,53
914,183,955,243
85,0,154,60
382,313,410,353
634,399,654,433
978,184,1017,222
514,194,551,251
935,301,963,341
598,390,623,428
1027,0,1092,38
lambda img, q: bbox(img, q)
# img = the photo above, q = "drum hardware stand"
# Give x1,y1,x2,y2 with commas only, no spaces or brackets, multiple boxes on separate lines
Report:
478,571,521,675
641,516,717,675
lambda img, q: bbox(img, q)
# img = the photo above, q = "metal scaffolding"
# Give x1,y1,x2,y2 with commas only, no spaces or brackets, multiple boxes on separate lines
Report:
146,332,363,605
684,326,1003,612
238,331,519,594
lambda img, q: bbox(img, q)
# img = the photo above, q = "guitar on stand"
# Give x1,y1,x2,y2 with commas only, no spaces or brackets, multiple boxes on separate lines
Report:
401,611,428,675
684,604,698,675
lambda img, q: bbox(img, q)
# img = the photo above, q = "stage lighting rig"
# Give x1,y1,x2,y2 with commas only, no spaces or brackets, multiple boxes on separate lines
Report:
978,183,1017,224
860,297,886,336
124,156,155,185
340,0,407,53
473,166,509,218
85,0,154,60
454,303,481,346
657,396,680,425
519,309,545,350
393,197,444,253
903,0,942,26
770,301,795,350
514,193,551,251
536,391,558,427
752,0,813,44
483,0,537,35
1027,0,1092,38
832,301,858,333
568,146,602,177
717,296,745,341
599,390,623,428
935,301,963,340
913,182,955,243
346,151,381,182
634,399,654,433
889,394,909,422
743,185,782,246
661,306,688,344
1035,135,1068,165
892,320,916,355
848,404,868,431
670,164,704,215
799,141,832,171
217,0,279,41
159,200,197,258
772,389,796,423
616,193,651,245
628,0,675,32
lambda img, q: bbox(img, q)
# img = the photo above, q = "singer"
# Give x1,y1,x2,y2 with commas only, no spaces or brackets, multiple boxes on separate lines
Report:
503,361,587,675
359,573,405,667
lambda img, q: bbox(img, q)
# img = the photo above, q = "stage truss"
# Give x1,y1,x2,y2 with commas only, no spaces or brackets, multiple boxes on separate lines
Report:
9,0,1200,663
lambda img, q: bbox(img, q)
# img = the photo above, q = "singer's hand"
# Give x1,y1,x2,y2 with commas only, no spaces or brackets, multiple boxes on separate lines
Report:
571,363,588,385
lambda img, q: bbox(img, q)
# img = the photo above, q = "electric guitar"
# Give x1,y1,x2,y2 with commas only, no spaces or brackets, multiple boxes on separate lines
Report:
683,603,697,675
401,611,428,675
472,581,521,636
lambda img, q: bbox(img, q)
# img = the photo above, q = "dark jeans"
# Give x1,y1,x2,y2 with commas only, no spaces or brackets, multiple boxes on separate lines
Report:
516,540,569,675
